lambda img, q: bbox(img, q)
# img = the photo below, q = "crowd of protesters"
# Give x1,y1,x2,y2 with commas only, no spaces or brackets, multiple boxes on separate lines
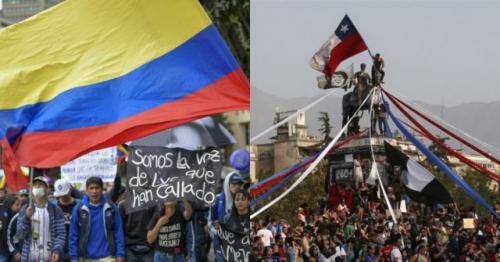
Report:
0,168,250,262
251,178,499,261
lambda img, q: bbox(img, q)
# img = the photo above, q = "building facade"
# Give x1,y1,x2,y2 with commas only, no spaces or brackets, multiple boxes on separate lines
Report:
250,110,320,182
225,110,250,150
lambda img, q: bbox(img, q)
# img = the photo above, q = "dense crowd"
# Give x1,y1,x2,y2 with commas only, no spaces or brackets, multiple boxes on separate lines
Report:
250,181,499,262
0,171,250,262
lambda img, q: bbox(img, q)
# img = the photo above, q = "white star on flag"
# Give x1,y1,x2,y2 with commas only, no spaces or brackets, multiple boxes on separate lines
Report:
340,24,349,33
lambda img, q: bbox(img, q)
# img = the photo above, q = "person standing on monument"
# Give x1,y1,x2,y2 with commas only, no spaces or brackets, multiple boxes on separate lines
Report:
371,53,385,85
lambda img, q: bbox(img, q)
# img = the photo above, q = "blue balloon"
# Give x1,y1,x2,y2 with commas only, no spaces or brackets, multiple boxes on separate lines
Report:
229,149,250,172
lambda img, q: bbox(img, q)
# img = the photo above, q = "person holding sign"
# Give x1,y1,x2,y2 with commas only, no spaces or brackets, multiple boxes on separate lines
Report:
68,176,125,262
147,199,193,262
216,189,250,262
222,189,250,234
209,173,244,262
16,176,66,262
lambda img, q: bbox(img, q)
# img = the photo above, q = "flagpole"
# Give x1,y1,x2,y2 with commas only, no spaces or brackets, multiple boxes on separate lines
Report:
28,167,33,207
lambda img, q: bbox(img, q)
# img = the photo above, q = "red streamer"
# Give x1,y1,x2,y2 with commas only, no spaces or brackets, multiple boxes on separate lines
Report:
383,91,500,182
250,131,365,198
383,89,500,165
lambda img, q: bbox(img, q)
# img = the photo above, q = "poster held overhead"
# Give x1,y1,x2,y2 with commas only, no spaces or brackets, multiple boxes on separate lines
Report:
123,146,222,213
61,147,118,187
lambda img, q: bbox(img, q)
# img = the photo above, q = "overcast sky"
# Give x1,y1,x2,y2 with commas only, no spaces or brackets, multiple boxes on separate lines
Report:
251,0,500,106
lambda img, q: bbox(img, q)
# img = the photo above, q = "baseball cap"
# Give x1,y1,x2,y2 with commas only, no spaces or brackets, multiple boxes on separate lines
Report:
53,179,72,197
229,173,244,184
33,176,49,187
17,188,29,196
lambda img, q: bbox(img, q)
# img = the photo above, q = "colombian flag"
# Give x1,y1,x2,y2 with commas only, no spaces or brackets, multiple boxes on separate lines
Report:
0,0,249,169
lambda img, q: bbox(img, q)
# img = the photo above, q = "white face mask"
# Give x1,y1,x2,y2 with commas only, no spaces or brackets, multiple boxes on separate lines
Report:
32,187,45,198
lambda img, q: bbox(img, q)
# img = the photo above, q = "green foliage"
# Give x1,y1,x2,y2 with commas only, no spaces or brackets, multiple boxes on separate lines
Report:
432,169,497,218
200,0,250,77
199,0,249,161
427,138,497,218
428,136,450,162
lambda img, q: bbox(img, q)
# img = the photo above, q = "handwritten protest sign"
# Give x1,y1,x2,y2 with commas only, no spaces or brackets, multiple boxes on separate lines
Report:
124,146,221,212
217,224,250,262
61,147,117,186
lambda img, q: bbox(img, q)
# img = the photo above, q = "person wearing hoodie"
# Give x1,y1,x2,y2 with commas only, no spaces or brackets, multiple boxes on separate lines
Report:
69,176,125,262
209,172,244,262
16,176,66,262
0,194,21,261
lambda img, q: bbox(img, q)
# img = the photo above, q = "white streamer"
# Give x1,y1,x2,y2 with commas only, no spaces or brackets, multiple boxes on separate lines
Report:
250,89,337,143
368,88,397,224
251,89,375,219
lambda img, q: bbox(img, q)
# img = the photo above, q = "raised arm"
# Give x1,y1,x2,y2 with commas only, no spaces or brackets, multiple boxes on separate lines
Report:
182,199,193,220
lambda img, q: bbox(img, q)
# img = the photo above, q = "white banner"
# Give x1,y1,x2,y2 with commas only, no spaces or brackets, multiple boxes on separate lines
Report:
61,147,118,185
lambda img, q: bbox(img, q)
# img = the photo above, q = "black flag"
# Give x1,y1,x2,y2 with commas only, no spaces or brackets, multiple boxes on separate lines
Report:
384,142,453,205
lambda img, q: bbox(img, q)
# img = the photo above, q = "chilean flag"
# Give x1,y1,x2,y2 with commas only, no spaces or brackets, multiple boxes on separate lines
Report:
310,15,368,77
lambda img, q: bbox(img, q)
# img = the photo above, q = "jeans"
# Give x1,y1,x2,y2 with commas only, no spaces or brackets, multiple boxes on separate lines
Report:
153,251,184,262
0,254,9,262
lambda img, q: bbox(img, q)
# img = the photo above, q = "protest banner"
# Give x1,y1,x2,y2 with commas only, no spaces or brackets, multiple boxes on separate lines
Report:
217,223,250,262
61,147,117,187
124,146,221,212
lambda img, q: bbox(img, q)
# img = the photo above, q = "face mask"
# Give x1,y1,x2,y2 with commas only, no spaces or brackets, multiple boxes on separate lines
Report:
32,188,45,198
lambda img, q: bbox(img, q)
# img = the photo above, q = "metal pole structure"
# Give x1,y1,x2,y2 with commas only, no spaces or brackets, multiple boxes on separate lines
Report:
28,167,33,207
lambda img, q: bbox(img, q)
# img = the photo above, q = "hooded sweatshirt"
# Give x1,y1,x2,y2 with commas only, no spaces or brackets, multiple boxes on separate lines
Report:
69,194,125,260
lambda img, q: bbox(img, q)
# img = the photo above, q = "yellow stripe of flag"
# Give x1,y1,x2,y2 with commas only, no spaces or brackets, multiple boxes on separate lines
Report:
0,0,211,110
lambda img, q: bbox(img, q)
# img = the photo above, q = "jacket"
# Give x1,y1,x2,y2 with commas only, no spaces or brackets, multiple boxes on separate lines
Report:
16,201,65,262
68,195,125,260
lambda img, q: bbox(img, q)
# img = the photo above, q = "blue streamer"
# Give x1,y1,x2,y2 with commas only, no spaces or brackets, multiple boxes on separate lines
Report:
381,95,393,138
384,94,498,218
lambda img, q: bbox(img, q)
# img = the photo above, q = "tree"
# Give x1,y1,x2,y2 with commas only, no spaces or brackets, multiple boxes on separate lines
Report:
318,112,332,143
431,169,497,218
200,0,250,77
199,1,249,160
428,136,451,164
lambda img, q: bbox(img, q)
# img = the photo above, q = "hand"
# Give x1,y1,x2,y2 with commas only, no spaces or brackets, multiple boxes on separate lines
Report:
26,206,33,218
158,215,170,226
14,252,21,261
50,253,59,262
116,257,125,262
